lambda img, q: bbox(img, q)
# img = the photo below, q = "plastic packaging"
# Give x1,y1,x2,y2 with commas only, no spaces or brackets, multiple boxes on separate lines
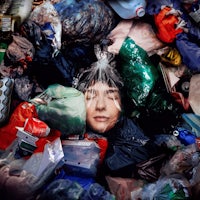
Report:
62,139,100,177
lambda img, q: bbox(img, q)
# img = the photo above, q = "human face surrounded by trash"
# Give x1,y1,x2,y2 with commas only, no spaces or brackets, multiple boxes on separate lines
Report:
85,81,121,133
75,44,124,134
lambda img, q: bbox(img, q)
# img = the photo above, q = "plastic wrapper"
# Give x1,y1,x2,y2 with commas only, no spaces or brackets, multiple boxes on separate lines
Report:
0,133,64,200
61,139,100,177
74,45,123,93
0,102,38,151
22,136,64,178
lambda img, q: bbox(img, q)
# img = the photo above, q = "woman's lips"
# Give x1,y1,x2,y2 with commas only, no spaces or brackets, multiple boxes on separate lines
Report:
94,116,108,122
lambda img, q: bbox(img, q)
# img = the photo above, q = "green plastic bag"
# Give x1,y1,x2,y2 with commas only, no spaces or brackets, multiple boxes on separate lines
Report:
119,37,182,113
30,84,86,138
119,37,159,107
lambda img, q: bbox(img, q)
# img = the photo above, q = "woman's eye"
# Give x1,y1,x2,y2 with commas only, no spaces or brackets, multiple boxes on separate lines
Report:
106,90,120,100
85,92,96,100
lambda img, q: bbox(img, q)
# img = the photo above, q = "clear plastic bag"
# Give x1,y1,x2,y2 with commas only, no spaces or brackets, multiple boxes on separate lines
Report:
141,174,191,200
61,139,100,177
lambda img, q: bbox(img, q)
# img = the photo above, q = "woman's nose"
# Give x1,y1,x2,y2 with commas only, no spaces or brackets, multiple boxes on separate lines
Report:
95,95,106,110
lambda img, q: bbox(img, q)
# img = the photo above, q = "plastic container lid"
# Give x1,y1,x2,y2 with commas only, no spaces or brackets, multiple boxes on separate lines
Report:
136,6,145,17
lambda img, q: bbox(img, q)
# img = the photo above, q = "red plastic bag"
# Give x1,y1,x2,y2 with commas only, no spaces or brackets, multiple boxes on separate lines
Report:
24,117,50,137
154,6,183,43
0,102,38,150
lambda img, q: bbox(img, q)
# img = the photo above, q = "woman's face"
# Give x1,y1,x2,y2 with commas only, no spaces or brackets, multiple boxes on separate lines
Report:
84,82,121,133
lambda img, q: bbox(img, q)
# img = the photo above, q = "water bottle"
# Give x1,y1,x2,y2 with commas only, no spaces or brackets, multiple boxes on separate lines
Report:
108,0,146,19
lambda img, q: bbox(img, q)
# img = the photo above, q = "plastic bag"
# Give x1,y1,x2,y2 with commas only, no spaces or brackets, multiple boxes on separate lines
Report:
135,153,169,182
23,136,64,178
53,0,116,46
154,6,184,43
38,179,115,200
30,84,86,138
105,176,145,200
61,139,100,177
0,132,64,200
29,0,62,50
0,102,38,150
161,143,200,176
141,174,191,200
119,37,159,107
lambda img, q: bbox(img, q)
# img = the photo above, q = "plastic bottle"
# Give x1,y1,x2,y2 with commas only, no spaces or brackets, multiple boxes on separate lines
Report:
173,127,197,146
108,0,146,19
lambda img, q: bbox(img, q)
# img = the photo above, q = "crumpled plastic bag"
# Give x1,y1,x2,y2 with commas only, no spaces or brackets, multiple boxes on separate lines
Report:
53,0,116,46
141,174,191,200
30,84,86,138
119,37,159,107
29,0,62,51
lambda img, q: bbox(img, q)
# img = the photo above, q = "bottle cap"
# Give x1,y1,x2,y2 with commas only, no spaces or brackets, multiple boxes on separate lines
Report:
173,130,179,137
136,6,145,17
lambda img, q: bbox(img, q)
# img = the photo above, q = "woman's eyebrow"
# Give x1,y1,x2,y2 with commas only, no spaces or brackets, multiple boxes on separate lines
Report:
85,88,119,93
86,89,96,93
106,89,119,93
